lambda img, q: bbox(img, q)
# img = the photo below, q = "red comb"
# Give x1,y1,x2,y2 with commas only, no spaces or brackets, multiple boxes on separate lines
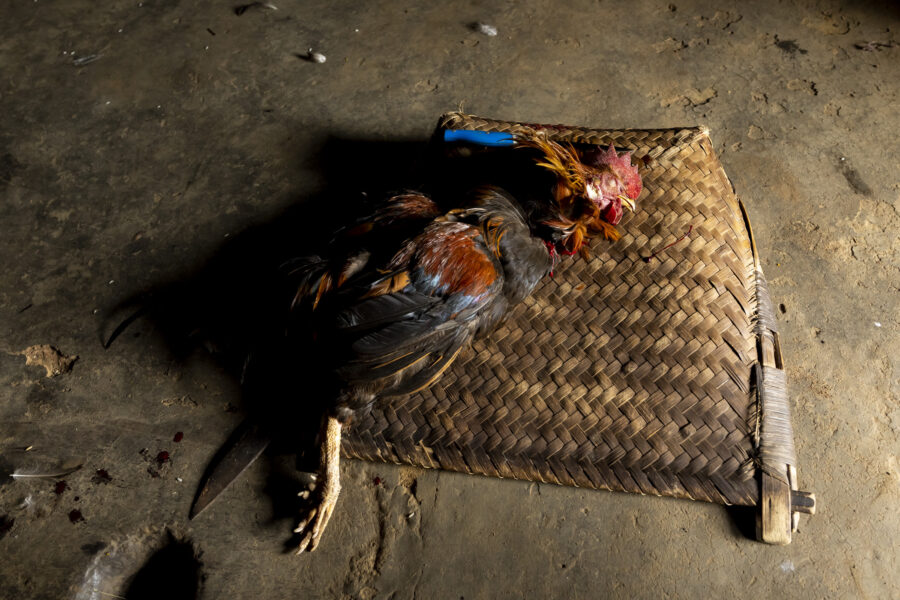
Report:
585,145,642,200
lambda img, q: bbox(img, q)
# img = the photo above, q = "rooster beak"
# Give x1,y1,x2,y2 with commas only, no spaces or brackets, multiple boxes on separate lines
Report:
618,195,636,212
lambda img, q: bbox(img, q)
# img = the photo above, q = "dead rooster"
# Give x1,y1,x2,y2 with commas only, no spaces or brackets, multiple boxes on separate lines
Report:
281,131,642,552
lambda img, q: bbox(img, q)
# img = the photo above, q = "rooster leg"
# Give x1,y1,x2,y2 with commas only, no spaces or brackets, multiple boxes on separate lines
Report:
294,415,342,553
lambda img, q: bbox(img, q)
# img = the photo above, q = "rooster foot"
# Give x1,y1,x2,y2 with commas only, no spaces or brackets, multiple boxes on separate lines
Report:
294,415,342,553
294,479,340,553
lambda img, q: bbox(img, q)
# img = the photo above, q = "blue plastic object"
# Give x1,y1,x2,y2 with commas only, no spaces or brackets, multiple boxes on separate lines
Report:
443,129,516,147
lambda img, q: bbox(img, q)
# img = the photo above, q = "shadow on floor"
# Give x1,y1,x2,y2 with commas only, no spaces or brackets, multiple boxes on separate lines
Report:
726,504,758,541
100,135,438,529
123,533,203,600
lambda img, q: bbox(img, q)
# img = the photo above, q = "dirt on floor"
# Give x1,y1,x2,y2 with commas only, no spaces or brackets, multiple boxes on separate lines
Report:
1,1,898,598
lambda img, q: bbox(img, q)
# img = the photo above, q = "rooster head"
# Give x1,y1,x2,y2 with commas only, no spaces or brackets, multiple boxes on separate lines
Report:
581,145,642,226
517,131,643,257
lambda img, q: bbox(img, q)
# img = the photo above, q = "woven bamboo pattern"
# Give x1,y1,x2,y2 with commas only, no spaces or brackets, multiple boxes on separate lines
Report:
342,112,785,507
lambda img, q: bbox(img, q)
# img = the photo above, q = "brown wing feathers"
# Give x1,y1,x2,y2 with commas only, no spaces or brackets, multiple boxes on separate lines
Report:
340,193,441,241
288,189,547,417
406,221,499,302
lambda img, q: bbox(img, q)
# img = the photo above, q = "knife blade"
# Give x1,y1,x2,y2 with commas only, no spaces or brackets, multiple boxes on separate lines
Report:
189,421,271,519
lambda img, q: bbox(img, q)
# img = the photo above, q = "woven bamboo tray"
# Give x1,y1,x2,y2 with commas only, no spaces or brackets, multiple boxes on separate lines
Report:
342,112,814,543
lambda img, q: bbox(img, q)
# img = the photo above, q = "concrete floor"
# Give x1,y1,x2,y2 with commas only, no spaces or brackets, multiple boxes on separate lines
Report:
1,1,898,598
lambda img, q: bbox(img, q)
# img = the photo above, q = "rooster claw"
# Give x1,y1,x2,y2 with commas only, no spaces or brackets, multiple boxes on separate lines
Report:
294,485,339,554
